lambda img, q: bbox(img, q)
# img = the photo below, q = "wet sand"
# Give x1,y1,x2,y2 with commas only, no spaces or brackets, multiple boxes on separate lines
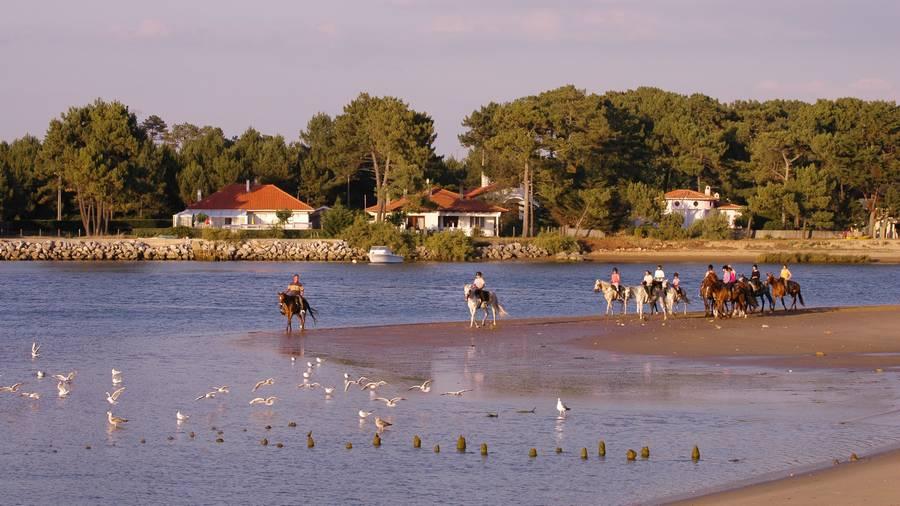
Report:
247,304,900,504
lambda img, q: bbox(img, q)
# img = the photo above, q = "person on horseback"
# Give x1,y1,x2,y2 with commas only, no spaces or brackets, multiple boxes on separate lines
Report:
780,264,792,281
472,271,488,304
285,273,304,297
611,268,624,299
672,272,684,299
750,264,761,281
642,270,654,296
723,265,735,288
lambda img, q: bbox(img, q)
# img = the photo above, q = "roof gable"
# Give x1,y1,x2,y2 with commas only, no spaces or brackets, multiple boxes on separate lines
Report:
366,187,507,214
664,189,718,201
188,183,313,211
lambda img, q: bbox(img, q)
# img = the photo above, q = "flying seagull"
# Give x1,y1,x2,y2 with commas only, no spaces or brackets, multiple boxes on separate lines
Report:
407,380,432,393
52,372,76,384
252,378,275,392
195,391,217,401
111,369,123,385
106,387,126,405
373,397,405,408
361,381,387,391
176,411,190,423
57,381,71,398
31,342,41,359
0,383,24,393
441,389,472,397
249,396,278,406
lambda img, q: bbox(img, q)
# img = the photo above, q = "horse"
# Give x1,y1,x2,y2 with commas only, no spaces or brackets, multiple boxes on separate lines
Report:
593,280,631,317
748,277,773,312
628,284,663,320
766,274,805,311
729,279,757,318
661,284,690,319
278,292,317,332
699,273,720,317
709,280,733,318
464,284,508,328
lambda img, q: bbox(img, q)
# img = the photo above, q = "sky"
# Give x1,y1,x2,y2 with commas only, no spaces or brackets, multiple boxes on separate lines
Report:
2,0,898,156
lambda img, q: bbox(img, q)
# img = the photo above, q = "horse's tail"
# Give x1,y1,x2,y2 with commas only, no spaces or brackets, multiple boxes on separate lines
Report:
797,289,805,307
302,297,318,324
496,303,509,318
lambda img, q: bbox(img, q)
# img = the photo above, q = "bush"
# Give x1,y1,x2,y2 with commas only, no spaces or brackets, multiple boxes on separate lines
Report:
423,230,474,261
133,226,197,238
652,213,686,240
687,214,732,240
340,216,413,257
532,231,580,254
756,252,871,264
321,201,355,237
200,228,245,242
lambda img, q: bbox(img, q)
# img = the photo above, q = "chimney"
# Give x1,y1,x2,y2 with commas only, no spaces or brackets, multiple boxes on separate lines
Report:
246,179,251,193
704,185,711,196
196,189,202,202
481,172,491,188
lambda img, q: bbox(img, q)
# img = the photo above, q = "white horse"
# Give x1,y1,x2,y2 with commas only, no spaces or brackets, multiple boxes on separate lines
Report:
593,280,630,316
464,284,508,328
660,284,690,320
628,284,666,320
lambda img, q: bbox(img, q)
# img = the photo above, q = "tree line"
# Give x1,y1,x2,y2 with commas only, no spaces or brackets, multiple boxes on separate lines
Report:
1,87,897,236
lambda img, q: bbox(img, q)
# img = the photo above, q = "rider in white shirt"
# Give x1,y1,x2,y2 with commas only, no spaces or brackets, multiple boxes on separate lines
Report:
473,272,487,303
642,270,654,296
653,265,666,283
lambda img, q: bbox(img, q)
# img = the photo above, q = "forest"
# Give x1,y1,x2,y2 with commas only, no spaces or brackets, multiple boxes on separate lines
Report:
0,86,897,237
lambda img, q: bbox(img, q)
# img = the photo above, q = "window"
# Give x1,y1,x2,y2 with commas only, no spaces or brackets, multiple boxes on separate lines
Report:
692,201,699,208
673,201,681,208
224,218,232,226
441,216,459,228
470,216,486,229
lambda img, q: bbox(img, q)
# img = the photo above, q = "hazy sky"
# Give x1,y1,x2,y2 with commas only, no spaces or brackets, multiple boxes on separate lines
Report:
2,0,898,156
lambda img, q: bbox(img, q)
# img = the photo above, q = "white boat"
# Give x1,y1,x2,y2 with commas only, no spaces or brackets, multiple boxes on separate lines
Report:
368,246,404,264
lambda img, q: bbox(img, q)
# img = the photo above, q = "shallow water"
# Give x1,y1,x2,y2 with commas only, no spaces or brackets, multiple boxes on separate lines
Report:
2,261,900,505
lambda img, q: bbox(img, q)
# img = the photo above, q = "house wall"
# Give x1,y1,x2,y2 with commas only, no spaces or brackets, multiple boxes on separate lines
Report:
369,211,501,237
664,199,716,228
248,211,310,228
172,210,311,229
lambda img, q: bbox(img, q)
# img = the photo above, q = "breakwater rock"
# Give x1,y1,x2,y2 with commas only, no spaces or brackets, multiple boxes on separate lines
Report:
0,239,367,262
475,242,583,261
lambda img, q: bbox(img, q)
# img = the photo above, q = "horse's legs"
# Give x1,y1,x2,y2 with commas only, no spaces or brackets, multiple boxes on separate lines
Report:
780,296,787,311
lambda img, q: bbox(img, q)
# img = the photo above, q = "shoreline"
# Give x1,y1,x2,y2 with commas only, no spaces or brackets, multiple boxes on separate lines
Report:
244,305,900,504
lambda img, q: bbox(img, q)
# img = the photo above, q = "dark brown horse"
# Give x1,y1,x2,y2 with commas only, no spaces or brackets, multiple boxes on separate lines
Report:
766,274,805,311
278,293,317,332
730,279,757,317
700,273,721,317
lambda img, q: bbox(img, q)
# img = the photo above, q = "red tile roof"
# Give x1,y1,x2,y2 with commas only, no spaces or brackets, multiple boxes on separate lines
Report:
188,183,313,211
464,183,499,199
664,189,718,201
366,188,507,214
717,203,744,210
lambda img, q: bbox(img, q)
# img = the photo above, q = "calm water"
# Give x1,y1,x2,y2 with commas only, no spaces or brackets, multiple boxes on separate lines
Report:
2,261,900,505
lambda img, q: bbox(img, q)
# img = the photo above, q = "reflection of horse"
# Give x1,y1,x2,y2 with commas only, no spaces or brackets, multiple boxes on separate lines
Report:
593,280,630,316
278,293,317,332
464,284,508,328
766,274,805,310
661,284,690,319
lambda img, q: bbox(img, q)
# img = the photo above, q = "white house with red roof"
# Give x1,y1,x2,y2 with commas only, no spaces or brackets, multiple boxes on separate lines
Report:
366,187,507,237
664,185,743,228
173,181,315,229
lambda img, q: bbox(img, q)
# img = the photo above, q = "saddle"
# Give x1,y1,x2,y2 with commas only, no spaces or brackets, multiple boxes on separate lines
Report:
475,289,490,304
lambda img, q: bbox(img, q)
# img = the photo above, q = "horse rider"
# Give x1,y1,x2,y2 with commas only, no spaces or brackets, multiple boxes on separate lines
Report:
780,264,792,281
672,272,684,299
704,264,715,280
285,273,304,297
750,264,761,281
654,265,666,284
472,271,488,303
611,267,624,299
642,270,654,296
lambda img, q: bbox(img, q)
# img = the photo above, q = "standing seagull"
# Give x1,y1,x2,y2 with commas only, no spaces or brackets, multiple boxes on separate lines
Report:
36,371,45,379
57,381,71,398
31,342,41,359
252,378,275,392
407,380,433,393
176,411,190,423
107,411,128,428
106,387,126,405
111,369,123,386
374,417,392,432
323,386,335,397
556,397,571,417
358,410,373,420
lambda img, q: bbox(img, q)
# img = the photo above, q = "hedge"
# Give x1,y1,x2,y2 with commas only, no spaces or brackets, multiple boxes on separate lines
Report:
131,227,327,240
1,219,172,237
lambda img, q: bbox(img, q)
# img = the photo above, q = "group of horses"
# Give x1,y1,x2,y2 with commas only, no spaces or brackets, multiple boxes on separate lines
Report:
277,268,806,332
594,271,804,320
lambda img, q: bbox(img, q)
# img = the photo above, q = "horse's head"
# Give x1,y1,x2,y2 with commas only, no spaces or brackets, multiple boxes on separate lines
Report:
463,284,472,300
765,273,775,284
278,292,287,304
593,279,602,292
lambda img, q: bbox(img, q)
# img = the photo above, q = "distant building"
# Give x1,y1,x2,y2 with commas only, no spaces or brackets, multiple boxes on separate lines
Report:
464,173,532,220
366,187,506,237
664,186,743,229
172,181,314,229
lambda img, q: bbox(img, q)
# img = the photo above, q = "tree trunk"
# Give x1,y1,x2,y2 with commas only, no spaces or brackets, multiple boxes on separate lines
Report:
521,161,530,238
371,151,383,222
56,175,62,221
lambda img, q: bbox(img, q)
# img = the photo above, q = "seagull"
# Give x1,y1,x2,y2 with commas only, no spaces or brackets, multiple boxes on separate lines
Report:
36,371,45,379
358,410,373,419
344,375,369,391
361,381,387,391
20,392,40,400
407,380,433,393
373,397,405,407
441,389,472,396
298,382,321,389
291,357,296,363
316,357,324,366
195,391,217,401
252,378,275,392
176,411,190,423
31,342,41,359
249,396,278,406
212,386,229,394
302,371,311,380
323,386,335,396
111,369,123,385
106,387,126,405
107,411,128,428
52,372,76,383
1,383,24,393
374,417,392,432
57,381,71,398
556,397,571,417
306,361,314,368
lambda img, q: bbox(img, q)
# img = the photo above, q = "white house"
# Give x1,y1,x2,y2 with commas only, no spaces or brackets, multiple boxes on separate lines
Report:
664,186,743,229
464,173,532,220
366,187,507,237
173,181,314,229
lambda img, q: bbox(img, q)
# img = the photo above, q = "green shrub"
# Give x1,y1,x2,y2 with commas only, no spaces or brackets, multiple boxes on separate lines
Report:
756,252,871,264
532,231,580,254
321,201,355,237
340,216,413,257
194,213,209,225
423,230,474,261
653,213,686,240
132,226,198,238
688,214,732,240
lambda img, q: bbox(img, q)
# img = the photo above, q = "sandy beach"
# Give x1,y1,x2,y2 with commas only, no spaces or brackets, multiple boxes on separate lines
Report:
254,305,900,504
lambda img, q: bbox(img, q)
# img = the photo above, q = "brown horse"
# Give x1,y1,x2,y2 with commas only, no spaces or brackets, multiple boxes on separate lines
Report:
278,293,317,332
730,279,757,317
700,272,721,317
766,274,805,311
